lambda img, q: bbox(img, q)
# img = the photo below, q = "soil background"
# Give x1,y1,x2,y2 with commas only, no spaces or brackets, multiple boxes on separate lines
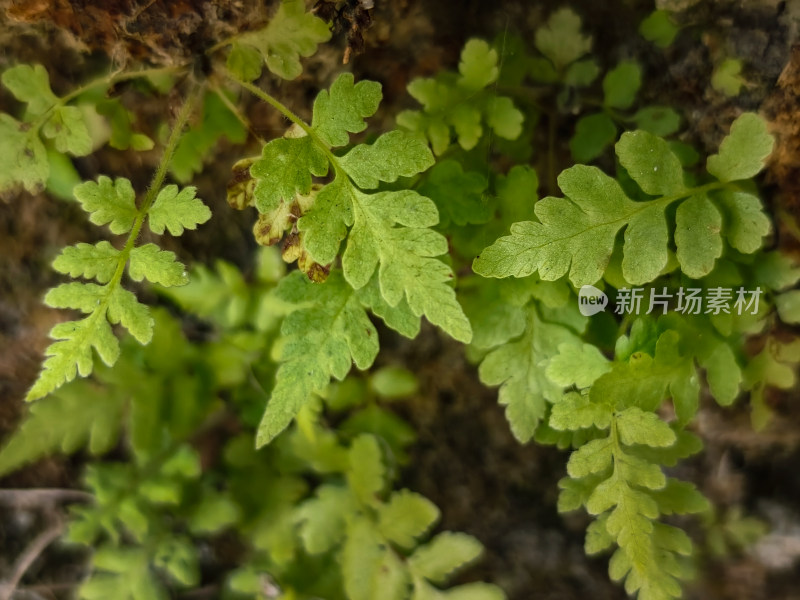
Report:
2,0,800,599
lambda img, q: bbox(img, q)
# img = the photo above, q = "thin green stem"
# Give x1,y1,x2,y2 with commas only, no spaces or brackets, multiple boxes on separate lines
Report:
233,75,328,146
208,79,265,144
31,65,188,131
111,83,203,287
232,72,346,181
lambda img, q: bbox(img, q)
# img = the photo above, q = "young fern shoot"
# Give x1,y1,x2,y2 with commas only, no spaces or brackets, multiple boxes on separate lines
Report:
27,85,211,401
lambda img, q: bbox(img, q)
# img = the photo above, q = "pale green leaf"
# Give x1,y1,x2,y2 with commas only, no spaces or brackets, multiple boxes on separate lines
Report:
295,484,354,554
371,366,419,399
312,73,382,147
475,165,674,286
418,160,490,227
343,518,409,600
1,64,57,115
42,106,92,155
585,516,614,554
226,42,263,81
546,343,611,388
478,307,580,442
298,177,351,264
603,61,641,109
340,130,434,189
632,107,681,137
53,241,120,284
651,479,710,515
27,315,120,401
148,184,211,235
357,273,421,338
343,189,472,343
378,490,440,548
776,290,800,324
74,176,139,234
615,407,676,447
485,96,524,140
0,379,125,476
675,193,722,278
616,130,684,195
188,493,241,534
128,244,188,287
567,437,613,478
0,113,49,194
640,10,679,48
236,0,331,80
257,272,380,446
564,59,600,87
45,282,105,313
716,190,770,253
460,280,527,350
711,58,745,97
699,342,741,405
107,286,154,344
408,532,484,585
550,392,613,431
348,434,386,506
458,39,499,90
534,8,592,70
251,136,328,213
706,113,774,182
570,113,617,163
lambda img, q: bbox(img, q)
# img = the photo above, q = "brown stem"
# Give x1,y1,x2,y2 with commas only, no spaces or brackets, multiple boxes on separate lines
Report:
0,518,65,600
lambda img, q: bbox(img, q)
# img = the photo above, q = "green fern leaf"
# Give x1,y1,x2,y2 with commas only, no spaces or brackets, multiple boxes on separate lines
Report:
343,516,409,600
233,0,331,81
1,64,58,116
0,379,125,476
408,532,484,585
418,160,491,227
107,287,154,344
347,434,386,507
478,306,583,442
74,176,139,234
27,315,120,401
147,184,211,235
127,244,188,287
295,484,356,554
0,113,49,193
252,137,328,213
475,116,773,286
339,130,433,188
311,73,382,146
42,105,92,156
397,39,523,155
534,8,592,71
256,271,379,446
706,112,774,182
378,490,440,549
546,342,611,388
53,242,121,284
248,72,471,344
557,407,703,600
603,61,642,110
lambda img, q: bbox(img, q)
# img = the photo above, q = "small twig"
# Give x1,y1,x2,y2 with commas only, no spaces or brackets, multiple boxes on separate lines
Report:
0,489,94,507
0,518,65,600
